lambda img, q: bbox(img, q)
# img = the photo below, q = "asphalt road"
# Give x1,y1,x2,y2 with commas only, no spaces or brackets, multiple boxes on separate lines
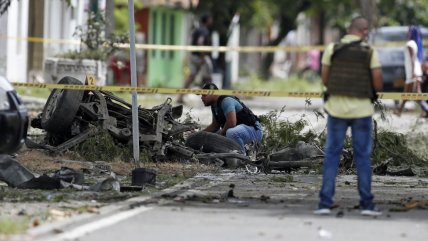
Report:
32,171,428,241
52,206,428,241
20,95,428,241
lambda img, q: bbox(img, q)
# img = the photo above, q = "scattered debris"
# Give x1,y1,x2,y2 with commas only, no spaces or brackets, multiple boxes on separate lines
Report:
89,177,120,192
0,155,35,187
53,167,85,184
336,210,344,218
227,184,235,198
131,168,156,186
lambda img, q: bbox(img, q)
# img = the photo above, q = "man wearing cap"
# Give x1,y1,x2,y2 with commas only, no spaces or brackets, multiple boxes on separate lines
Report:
200,83,263,155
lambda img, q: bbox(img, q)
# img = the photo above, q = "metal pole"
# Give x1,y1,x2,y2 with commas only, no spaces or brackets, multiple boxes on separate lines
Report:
128,0,140,165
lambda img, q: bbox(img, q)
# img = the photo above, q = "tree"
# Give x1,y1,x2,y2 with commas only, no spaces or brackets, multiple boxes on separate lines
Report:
377,0,428,26
0,0,12,15
195,0,312,79
257,0,311,79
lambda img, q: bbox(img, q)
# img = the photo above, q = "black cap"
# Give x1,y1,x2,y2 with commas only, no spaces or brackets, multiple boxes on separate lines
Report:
201,83,218,90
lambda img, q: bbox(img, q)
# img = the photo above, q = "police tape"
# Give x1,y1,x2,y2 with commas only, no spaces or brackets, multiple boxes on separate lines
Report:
11,82,428,100
3,35,427,53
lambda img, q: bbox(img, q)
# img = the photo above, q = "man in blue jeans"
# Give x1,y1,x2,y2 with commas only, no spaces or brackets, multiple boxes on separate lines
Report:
200,83,263,155
315,16,383,216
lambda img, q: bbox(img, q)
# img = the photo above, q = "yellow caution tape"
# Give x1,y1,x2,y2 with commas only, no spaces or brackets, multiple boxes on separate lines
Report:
0,35,80,45
3,35,427,53
11,82,428,100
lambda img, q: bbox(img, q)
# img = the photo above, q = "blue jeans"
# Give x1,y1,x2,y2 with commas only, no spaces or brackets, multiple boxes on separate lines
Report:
225,124,263,154
421,100,428,112
319,115,375,210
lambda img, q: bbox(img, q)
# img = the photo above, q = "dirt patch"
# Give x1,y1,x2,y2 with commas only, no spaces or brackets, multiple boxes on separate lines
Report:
0,149,220,236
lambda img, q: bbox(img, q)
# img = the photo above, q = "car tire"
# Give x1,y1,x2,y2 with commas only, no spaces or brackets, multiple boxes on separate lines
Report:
185,131,243,154
41,76,84,134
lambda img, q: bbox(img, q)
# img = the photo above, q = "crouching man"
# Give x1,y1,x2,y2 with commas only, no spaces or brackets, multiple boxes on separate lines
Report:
200,83,263,154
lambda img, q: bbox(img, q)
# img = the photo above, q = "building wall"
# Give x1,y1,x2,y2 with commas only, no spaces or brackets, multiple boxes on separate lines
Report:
0,11,8,76
6,0,29,82
43,0,86,58
147,7,187,88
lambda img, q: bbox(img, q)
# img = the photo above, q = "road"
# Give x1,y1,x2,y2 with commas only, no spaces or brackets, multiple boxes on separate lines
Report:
20,95,428,241
30,171,428,241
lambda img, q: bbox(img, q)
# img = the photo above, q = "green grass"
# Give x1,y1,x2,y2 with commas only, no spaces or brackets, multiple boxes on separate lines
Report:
271,175,294,183
0,218,28,235
16,86,51,99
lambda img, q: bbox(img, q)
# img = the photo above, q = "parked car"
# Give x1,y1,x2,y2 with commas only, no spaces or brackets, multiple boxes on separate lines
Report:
0,76,28,154
369,26,428,92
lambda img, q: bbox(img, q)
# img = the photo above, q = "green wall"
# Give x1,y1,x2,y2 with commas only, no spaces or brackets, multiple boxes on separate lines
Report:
147,7,186,88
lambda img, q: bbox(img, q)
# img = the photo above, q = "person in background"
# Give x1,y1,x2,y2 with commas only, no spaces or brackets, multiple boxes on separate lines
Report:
394,25,424,116
420,61,428,117
177,14,214,104
314,16,383,216
200,83,263,155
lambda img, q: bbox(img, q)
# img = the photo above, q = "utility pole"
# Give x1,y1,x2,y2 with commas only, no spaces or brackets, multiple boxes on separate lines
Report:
128,0,140,165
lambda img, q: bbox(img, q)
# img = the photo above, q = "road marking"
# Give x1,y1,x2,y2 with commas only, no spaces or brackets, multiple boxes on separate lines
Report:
44,206,152,241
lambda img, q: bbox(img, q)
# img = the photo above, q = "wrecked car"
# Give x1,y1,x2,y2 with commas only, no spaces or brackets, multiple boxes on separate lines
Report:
27,76,252,168
26,76,326,172
0,75,28,154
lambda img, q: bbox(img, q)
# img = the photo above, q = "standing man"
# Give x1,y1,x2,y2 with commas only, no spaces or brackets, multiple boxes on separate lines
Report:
200,83,263,155
177,14,214,104
314,17,383,216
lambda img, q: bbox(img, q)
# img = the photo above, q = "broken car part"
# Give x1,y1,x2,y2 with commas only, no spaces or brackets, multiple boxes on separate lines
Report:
28,76,200,163
0,75,28,154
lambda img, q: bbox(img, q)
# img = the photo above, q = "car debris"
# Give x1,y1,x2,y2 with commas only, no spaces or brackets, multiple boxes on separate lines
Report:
0,154,35,187
131,168,156,186
258,141,324,173
0,75,29,154
27,76,256,169
28,76,198,161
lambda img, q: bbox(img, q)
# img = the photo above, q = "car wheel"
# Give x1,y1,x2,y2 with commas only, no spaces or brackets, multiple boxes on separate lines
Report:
185,131,243,154
41,76,84,134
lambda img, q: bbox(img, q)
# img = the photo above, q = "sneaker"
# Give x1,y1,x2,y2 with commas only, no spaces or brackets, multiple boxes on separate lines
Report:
361,209,382,217
313,208,331,215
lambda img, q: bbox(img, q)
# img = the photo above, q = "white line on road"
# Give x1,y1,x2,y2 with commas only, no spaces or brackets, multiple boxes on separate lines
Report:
43,206,153,241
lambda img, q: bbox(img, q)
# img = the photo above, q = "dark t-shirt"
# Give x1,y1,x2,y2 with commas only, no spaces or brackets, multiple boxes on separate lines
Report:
191,26,211,56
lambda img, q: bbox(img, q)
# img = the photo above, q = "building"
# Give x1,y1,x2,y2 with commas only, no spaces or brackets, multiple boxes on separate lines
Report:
0,0,198,87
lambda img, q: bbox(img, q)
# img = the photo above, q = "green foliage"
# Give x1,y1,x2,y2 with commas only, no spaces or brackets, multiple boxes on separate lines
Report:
113,0,144,34
259,106,318,153
61,12,128,61
76,129,132,162
378,0,428,26
406,132,428,162
373,130,426,166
